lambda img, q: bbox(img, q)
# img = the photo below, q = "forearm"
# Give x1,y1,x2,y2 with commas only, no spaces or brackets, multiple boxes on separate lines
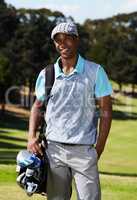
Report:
96,95,112,158
27,100,44,155
96,111,112,156
28,100,43,139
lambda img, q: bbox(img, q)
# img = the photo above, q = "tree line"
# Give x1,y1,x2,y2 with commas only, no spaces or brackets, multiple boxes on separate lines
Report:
0,0,137,109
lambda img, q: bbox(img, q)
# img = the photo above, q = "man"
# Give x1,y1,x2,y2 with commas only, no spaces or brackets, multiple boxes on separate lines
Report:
27,22,112,200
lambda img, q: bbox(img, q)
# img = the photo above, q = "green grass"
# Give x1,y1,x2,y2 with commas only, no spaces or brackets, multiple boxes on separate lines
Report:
100,175,137,200
99,119,137,175
0,168,137,200
0,165,17,183
0,128,27,164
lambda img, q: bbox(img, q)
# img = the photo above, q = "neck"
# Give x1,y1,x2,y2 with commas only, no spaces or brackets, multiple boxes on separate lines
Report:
60,54,78,75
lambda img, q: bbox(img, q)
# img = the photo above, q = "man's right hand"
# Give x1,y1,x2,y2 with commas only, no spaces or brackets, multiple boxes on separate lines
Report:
27,99,44,156
27,137,43,156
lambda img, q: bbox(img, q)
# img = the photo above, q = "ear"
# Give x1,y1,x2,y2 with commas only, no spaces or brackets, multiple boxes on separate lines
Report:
53,40,56,46
54,41,60,53
54,40,59,50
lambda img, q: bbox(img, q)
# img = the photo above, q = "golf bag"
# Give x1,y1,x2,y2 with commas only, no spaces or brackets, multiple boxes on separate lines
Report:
16,150,48,196
16,64,55,196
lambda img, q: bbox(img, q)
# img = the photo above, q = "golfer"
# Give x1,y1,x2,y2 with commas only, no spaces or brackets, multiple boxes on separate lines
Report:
27,22,112,200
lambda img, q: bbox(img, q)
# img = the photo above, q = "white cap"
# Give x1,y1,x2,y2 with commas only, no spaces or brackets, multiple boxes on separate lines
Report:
51,22,78,40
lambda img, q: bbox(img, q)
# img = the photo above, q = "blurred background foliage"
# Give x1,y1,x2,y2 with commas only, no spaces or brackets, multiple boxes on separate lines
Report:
0,0,137,108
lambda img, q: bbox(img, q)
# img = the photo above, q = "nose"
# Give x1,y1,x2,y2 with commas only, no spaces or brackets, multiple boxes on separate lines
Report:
59,43,66,50
58,39,67,49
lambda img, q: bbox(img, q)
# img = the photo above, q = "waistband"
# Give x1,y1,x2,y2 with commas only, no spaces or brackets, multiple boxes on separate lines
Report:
47,140,95,147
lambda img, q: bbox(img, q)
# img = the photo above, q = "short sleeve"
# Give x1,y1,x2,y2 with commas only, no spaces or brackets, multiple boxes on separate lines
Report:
35,69,46,102
95,66,113,98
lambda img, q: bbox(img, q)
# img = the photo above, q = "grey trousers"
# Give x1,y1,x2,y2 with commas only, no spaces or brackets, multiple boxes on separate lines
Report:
46,141,101,200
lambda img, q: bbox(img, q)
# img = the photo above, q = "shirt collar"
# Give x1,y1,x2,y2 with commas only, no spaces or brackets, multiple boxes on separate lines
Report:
54,54,85,78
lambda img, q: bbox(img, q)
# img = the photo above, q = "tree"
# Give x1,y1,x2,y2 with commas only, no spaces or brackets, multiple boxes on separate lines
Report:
0,0,6,7
5,8,67,108
0,54,10,114
82,14,137,92
0,1,19,112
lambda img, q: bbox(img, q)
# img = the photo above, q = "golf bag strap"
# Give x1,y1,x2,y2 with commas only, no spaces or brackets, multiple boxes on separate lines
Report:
45,64,55,100
39,64,55,142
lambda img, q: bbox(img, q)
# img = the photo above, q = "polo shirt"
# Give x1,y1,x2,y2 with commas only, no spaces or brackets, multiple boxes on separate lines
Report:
35,55,112,144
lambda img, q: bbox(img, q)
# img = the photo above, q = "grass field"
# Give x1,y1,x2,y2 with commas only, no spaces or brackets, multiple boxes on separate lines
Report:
0,165,137,200
0,176,137,200
0,88,137,199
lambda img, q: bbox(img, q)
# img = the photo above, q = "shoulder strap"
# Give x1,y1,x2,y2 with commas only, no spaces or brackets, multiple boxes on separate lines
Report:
38,64,55,138
45,64,55,100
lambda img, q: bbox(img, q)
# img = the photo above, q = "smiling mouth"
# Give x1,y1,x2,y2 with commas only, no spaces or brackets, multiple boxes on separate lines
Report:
61,49,70,54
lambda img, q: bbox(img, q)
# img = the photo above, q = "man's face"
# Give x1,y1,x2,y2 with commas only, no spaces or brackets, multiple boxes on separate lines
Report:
54,33,79,59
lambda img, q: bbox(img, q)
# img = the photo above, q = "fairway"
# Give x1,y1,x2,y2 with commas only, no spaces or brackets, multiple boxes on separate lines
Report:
0,90,137,199
0,171,137,200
